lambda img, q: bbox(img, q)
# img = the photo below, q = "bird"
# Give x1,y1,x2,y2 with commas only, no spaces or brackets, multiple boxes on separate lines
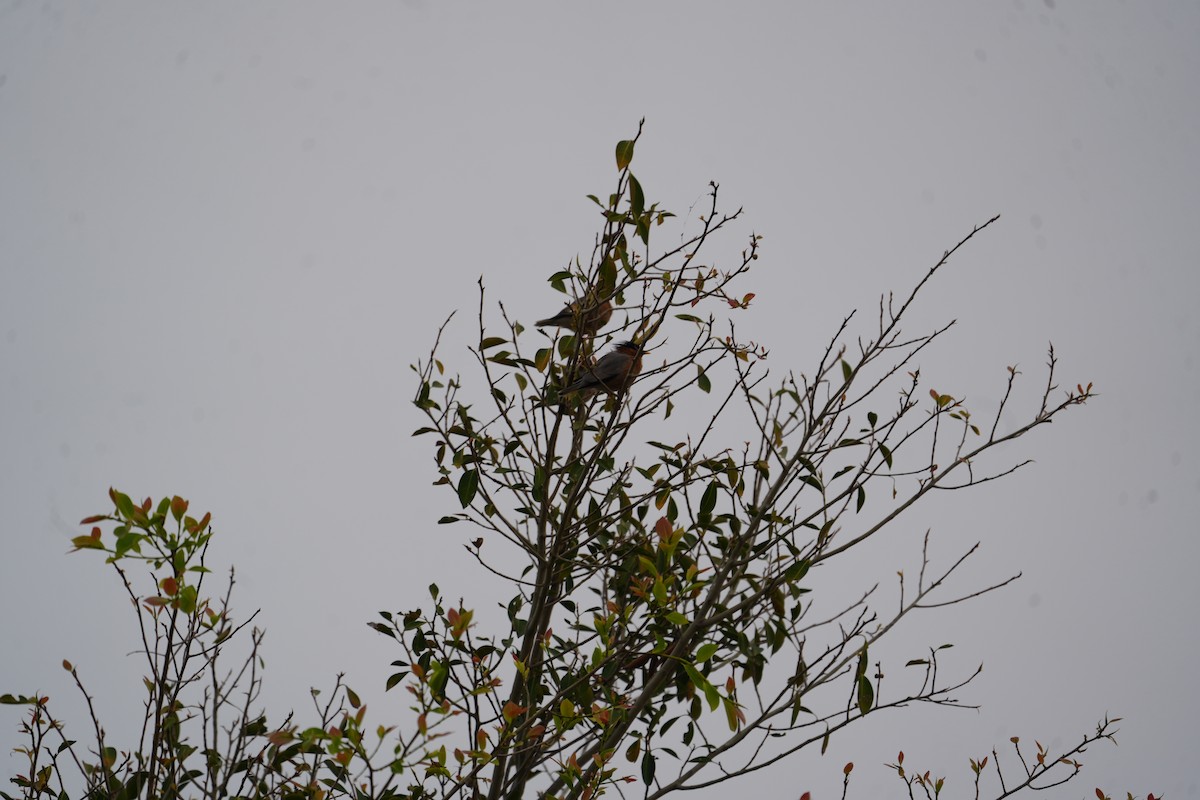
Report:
560,340,643,397
535,290,613,336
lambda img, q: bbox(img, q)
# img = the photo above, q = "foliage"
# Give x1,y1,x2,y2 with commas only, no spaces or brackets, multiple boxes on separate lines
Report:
5,128,1155,800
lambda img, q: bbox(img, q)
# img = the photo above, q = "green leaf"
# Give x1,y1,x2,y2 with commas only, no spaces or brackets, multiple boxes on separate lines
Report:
723,696,740,731
457,470,479,508
70,535,105,551
641,750,656,784
856,675,874,715
695,643,718,664
636,215,650,246
841,360,853,383
697,368,711,394
598,256,618,300
855,486,865,512
786,559,810,582
177,585,198,614
615,139,635,171
429,662,449,701
683,663,720,711
629,174,645,218
111,489,136,520
700,482,718,517
878,442,893,468
479,337,507,350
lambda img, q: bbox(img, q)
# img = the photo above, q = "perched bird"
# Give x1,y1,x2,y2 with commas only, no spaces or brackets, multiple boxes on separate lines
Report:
535,290,613,336
560,340,643,396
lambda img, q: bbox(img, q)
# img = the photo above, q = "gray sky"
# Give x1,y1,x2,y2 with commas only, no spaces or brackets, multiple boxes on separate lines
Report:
2,2,1197,797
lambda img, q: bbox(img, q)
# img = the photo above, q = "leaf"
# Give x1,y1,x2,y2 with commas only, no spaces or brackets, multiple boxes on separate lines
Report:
841,360,853,383
479,337,507,350
177,585,198,614
654,516,672,539
856,675,874,715
70,535,105,551
457,470,479,508
878,443,893,468
682,663,720,710
699,482,718,517
110,489,136,520
722,696,740,731
598,256,618,299
695,643,718,663
502,702,526,723
615,139,635,171
640,750,656,784
628,174,645,218
697,368,711,394
769,587,785,617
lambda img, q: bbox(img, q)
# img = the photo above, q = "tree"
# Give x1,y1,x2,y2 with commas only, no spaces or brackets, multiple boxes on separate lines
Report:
5,127,1153,800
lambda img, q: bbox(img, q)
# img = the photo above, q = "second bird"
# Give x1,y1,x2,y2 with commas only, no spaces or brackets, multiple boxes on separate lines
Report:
560,340,643,397
535,290,613,336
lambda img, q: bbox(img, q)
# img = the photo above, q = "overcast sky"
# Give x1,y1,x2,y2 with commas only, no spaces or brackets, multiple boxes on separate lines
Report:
2,2,1197,797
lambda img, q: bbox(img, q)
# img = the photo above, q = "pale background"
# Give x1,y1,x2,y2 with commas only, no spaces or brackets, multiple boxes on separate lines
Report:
2,2,1197,797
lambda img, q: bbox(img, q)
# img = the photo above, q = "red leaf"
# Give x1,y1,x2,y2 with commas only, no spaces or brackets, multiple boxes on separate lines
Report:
267,729,293,746
80,515,107,525
844,762,854,775
654,517,672,539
